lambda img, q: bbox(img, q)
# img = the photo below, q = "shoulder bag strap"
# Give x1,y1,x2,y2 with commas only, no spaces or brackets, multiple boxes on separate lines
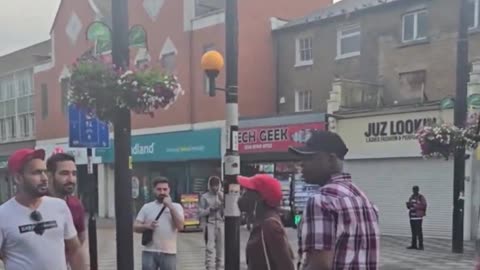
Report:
155,206,167,221
261,228,272,270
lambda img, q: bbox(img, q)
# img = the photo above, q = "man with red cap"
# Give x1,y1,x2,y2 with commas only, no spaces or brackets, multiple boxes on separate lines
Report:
0,148,87,270
237,174,295,270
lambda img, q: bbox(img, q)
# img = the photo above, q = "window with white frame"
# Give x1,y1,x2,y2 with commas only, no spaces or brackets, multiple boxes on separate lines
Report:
295,90,312,112
337,25,361,59
468,0,480,29
0,69,35,142
402,10,428,42
295,36,313,66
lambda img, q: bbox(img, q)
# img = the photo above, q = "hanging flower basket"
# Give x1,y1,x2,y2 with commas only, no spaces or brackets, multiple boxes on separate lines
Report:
68,53,184,122
416,112,480,160
416,123,463,160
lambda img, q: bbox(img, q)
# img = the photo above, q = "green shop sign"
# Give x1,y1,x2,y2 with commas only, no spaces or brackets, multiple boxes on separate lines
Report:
97,129,221,163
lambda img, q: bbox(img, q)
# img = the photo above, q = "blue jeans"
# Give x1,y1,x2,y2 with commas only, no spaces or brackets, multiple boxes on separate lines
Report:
142,251,176,270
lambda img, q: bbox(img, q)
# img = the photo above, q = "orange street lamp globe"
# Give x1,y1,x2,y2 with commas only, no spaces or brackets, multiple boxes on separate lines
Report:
201,50,224,72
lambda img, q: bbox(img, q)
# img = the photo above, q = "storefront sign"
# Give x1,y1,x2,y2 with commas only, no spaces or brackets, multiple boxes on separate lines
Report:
36,143,102,165
181,194,201,227
238,123,325,153
337,109,453,159
364,117,437,143
97,128,221,163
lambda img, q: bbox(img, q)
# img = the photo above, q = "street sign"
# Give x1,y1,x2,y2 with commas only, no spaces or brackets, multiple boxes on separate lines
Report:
69,105,109,148
132,176,140,199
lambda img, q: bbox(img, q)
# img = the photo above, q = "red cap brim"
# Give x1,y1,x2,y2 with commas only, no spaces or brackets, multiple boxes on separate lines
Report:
32,149,46,160
237,176,256,191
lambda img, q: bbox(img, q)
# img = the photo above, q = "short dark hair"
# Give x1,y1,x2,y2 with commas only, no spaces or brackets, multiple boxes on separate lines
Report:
47,153,76,173
413,186,420,191
209,176,221,186
152,176,170,188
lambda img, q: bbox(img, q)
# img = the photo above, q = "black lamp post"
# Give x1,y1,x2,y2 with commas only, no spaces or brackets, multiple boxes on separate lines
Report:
452,0,469,254
201,0,241,268
84,1,149,268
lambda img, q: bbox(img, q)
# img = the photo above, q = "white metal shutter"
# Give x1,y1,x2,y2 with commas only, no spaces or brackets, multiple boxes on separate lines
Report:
344,158,453,238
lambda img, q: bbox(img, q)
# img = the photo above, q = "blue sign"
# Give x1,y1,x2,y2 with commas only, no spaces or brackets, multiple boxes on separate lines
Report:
68,105,109,148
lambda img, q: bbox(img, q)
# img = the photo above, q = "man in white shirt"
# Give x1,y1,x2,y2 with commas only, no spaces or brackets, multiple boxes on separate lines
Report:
0,148,87,270
134,177,185,270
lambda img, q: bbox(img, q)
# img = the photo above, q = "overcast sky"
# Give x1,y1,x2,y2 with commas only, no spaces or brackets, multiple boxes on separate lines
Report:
0,0,60,56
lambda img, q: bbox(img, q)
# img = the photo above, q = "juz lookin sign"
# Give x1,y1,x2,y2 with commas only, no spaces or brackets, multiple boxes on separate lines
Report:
238,122,325,153
364,117,437,143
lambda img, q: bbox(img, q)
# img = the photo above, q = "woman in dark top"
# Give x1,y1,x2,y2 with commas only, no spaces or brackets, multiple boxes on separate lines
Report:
237,174,295,270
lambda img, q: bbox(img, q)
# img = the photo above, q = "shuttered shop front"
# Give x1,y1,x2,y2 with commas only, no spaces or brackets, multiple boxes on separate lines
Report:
336,109,455,238
344,159,452,238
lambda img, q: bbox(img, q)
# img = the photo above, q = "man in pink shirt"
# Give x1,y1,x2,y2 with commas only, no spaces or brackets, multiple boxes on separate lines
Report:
47,153,86,244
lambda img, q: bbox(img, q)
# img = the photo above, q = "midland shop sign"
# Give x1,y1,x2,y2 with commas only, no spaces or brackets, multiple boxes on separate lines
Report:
97,128,221,163
238,123,325,154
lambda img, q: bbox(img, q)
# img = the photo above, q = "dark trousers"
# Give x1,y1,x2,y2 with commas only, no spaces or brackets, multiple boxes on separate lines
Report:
410,219,423,248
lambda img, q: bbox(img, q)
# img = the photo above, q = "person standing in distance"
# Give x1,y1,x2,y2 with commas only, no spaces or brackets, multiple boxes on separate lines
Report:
406,185,427,250
47,153,86,244
0,148,87,270
134,177,185,270
289,131,380,270
199,176,224,270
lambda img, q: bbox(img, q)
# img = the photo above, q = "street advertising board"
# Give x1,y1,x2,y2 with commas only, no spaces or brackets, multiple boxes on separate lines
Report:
181,194,201,231
238,122,325,153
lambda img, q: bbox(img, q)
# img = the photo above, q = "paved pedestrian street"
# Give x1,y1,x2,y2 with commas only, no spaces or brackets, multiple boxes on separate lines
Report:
0,226,477,269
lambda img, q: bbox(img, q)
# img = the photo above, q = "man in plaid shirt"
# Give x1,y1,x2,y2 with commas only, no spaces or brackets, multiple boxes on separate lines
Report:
290,131,380,270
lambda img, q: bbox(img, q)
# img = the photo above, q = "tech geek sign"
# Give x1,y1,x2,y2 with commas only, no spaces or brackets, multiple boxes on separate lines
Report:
238,123,325,153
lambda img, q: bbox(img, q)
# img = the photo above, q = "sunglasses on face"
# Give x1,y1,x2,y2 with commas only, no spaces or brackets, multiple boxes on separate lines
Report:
30,210,45,235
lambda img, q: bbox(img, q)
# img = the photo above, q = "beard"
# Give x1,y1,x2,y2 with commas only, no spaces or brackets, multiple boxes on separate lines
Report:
24,182,48,198
62,183,75,195
54,181,75,196
156,194,166,203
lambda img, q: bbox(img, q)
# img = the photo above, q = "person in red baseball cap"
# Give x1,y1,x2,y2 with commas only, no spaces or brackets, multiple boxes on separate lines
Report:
0,148,87,270
237,174,295,270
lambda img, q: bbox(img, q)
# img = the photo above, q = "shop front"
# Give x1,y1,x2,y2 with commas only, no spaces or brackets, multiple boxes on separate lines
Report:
238,113,326,219
96,128,222,219
0,140,36,203
336,108,461,238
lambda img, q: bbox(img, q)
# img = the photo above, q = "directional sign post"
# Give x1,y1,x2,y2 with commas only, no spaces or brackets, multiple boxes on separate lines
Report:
69,105,109,149
68,104,109,270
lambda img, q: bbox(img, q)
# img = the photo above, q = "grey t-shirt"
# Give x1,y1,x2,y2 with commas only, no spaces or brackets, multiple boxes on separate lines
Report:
0,196,77,270
136,201,184,254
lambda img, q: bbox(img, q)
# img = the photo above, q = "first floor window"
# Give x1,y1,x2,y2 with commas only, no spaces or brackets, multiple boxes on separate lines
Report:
337,25,361,59
7,116,15,139
402,10,428,42
468,0,480,29
0,119,6,141
18,114,33,138
296,37,313,65
295,90,312,112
